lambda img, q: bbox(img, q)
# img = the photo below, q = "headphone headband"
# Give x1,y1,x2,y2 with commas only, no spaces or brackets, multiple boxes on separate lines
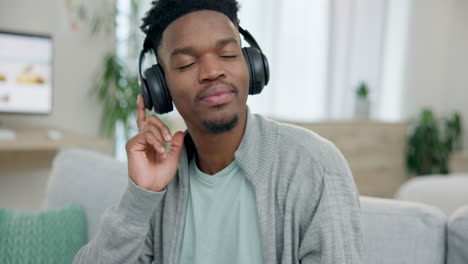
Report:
138,25,261,91
137,49,145,88
142,36,153,53
141,26,260,56
238,26,263,52
139,25,269,114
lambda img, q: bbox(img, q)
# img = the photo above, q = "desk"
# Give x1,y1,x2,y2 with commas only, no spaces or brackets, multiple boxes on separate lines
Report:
0,128,111,152
0,127,113,169
0,128,113,211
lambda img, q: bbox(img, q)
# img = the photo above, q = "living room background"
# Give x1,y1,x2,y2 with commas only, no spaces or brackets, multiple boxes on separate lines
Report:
0,0,467,211
113,0,417,160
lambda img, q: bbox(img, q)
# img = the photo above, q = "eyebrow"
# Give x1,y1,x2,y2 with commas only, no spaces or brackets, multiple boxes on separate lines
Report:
170,37,239,58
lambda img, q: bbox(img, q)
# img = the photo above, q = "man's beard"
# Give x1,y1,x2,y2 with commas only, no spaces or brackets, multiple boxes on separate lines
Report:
202,114,239,134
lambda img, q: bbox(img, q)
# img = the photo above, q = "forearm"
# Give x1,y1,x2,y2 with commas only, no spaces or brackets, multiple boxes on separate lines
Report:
73,179,165,264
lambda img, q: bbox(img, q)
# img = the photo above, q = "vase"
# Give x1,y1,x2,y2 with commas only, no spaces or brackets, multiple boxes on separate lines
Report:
354,97,370,120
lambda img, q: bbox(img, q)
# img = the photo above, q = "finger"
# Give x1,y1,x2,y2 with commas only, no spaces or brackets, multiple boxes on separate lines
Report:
136,94,147,130
153,144,167,159
156,147,167,160
147,133,166,154
168,131,185,158
147,124,165,147
148,115,172,142
149,126,170,159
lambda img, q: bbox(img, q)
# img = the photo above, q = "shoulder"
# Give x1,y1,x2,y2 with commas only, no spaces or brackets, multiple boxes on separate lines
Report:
254,113,351,176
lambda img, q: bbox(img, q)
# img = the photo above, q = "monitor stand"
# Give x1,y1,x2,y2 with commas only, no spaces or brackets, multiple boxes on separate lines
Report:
0,120,16,140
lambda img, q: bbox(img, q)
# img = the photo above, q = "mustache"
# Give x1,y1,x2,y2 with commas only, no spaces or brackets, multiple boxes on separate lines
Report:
196,81,238,102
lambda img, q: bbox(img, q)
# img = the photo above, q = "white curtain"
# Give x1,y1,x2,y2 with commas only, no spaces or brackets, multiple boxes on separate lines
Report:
239,0,409,122
114,0,410,160
120,0,409,122
327,0,387,120
238,0,329,121
328,0,410,121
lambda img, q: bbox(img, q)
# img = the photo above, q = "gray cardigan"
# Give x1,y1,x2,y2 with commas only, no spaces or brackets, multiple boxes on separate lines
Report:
73,110,363,264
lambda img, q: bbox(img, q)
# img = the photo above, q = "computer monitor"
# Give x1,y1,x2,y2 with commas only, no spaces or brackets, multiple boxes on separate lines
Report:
0,30,53,115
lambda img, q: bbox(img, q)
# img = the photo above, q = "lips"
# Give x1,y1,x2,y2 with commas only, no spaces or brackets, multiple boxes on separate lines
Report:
198,85,235,106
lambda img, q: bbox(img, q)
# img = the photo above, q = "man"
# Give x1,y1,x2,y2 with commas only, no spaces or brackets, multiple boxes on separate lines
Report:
73,0,362,263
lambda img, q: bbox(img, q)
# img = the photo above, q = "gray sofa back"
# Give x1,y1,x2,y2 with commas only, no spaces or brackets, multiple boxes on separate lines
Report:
396,174,468,215
360,196,446,264
45,148,127,240
448,205,468,264
45,148,458,263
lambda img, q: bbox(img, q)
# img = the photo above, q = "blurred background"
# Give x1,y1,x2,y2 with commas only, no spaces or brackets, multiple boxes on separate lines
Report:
0,0,467,212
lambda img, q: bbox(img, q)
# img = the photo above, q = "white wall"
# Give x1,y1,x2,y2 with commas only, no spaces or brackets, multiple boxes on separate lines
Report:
404,0,468,148
0,0,115,137
446,0,468,149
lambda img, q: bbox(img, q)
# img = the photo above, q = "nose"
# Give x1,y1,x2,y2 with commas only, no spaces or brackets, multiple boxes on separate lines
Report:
198,54,226,83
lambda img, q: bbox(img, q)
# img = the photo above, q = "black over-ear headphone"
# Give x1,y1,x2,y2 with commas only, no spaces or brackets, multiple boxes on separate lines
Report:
138,26,270,114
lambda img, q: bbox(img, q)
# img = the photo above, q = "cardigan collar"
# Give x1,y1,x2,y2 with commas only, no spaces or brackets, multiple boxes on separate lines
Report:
182,107,278,189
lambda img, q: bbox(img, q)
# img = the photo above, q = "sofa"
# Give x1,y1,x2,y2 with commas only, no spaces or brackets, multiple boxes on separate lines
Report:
44,148,468,264
396,174,468,215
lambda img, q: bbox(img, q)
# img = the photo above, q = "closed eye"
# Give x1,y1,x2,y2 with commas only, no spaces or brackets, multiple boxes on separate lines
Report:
221,55,237,58
178,62,196,70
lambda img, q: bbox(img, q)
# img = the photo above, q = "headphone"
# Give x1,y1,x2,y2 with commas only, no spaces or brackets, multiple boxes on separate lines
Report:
138,26,270,114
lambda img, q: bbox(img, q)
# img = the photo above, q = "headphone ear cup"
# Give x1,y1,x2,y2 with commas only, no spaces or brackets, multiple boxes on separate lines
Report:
242,47,269,95
139,74,154,111
242,48,255,94
261,53,270,86
144,64,173,114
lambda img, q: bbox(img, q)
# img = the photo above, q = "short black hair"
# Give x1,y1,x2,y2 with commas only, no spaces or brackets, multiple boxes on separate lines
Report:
140,0,241,54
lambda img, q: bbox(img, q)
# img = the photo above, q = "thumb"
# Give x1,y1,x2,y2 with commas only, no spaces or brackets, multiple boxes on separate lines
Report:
168,131,185,158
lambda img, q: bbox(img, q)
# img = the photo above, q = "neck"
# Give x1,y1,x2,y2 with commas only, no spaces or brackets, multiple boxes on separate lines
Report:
187,108,247,175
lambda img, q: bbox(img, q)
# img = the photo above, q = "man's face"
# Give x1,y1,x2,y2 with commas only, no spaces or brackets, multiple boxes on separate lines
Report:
158,10,249,134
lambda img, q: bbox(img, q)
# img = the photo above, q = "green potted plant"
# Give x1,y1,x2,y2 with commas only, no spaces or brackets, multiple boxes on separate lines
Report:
406,108,463,175
74,0,159,140
353,81,370,119
89,55,140,140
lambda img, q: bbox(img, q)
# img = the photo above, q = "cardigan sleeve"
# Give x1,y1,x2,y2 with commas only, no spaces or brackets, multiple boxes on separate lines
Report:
73,179,164,264
297,169,363,263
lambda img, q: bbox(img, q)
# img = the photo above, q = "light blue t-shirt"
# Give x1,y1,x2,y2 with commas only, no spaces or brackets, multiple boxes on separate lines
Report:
178,157,264,264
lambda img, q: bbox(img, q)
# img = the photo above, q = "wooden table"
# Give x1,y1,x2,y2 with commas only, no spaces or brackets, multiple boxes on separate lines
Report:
0,127,113,169
0,127,113,211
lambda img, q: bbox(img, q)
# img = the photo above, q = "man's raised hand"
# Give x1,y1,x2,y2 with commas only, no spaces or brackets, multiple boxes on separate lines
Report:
125,94,184,192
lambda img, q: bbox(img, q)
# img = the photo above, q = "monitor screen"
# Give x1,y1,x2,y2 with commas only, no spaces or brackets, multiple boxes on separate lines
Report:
0,30,53,115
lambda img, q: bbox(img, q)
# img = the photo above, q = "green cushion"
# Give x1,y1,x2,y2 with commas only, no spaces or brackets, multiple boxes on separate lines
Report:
0,204,87,264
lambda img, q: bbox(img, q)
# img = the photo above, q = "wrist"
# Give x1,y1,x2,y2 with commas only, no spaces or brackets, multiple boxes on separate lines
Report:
137,182,166,193
150,186,166,192
116,179,165,226
131,178,166,193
